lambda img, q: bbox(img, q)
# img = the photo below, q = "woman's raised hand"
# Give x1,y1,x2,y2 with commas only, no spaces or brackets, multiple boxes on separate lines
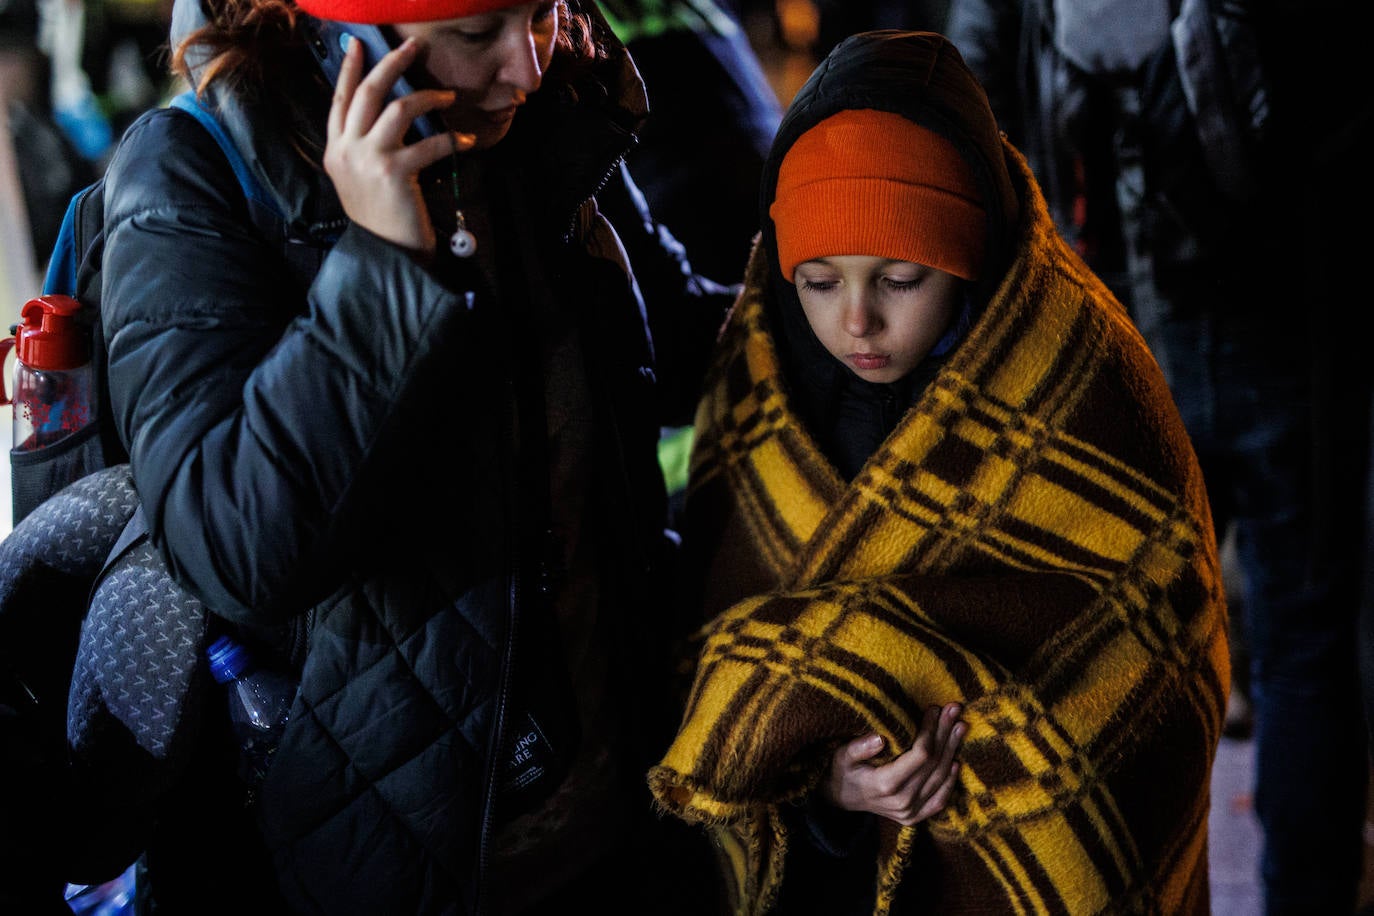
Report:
822,702,966,827
323,35,474,257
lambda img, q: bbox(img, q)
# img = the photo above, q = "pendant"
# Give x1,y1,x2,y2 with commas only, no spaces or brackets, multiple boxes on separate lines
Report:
450,227,477,258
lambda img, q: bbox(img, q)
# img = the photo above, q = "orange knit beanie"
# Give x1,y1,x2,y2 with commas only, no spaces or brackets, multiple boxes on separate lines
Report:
295,0,529,24
770,109,986,282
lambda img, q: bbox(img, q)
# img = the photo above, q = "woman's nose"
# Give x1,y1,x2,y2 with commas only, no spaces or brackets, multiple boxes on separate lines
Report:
497,30,545,93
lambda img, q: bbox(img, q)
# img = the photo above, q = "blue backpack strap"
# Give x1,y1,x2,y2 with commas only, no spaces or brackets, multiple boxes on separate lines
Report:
41,187,91,296
168,91,282,219
42,93,284,298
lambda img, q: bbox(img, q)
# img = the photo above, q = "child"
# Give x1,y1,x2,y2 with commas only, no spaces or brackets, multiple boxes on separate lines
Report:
650,29,1228,915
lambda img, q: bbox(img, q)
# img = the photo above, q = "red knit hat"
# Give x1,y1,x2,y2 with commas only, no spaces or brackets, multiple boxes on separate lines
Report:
295,0,530,25
770,109,986,282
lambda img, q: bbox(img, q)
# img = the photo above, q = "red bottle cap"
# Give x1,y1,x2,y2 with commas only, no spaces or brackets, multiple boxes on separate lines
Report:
16,295,90,371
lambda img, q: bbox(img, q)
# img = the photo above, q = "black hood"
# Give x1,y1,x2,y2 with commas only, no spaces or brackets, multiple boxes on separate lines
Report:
757,30,1022,465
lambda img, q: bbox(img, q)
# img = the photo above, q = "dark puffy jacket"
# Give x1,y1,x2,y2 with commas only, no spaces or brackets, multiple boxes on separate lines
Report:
97,2,732,911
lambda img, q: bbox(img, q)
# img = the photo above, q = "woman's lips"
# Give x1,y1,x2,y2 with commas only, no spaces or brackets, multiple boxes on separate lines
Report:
850,353,890,371
482,105,518,125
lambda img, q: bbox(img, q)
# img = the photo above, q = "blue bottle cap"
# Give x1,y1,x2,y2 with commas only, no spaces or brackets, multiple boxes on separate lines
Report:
207,636,251,684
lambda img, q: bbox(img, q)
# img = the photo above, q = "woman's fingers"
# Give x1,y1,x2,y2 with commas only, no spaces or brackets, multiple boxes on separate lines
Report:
328,37,470,175
320,33,476,254
328,34,433,148
374,88,455,139
326,33,364,143
373,92,476,174
394,129,477,176
343,35,422,142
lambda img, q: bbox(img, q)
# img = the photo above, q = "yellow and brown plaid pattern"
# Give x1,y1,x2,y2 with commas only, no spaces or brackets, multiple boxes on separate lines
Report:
649,147,1228,915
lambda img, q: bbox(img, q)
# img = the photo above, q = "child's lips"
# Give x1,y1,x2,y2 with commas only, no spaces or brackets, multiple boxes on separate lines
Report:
850,353,890,370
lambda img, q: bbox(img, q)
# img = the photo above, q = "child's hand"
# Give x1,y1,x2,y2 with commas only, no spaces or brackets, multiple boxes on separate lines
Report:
822,703,965,826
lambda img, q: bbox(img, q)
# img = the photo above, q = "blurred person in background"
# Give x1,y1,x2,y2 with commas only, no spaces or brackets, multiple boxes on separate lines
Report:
597,0,783,284
1,0,96,282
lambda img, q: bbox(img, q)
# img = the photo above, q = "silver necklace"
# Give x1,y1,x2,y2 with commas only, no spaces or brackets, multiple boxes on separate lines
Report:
448,133,476,258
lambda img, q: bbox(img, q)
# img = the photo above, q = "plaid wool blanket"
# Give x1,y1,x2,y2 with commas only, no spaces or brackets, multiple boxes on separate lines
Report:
648,149,1229,915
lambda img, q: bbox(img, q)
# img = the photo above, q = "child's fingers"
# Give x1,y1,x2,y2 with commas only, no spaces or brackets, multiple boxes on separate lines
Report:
933,702,963,746
837,733,886,768
913,762,961,822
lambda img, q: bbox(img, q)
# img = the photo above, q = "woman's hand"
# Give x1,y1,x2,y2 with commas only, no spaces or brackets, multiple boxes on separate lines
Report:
323,35,474,257
822,703,966,827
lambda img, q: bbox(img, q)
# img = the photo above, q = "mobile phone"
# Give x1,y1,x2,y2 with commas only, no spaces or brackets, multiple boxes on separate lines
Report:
302,15,439,142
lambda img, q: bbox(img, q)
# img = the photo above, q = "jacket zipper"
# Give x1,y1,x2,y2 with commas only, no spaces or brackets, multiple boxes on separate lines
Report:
474,371,522,916
561,151,631,243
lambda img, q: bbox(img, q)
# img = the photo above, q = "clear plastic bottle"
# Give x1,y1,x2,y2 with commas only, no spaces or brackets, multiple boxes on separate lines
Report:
206,635,296,800
0,294,94,452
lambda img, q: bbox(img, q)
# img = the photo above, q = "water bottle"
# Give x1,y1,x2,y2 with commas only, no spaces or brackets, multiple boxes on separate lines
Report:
207,635,296,801
0,295,94,452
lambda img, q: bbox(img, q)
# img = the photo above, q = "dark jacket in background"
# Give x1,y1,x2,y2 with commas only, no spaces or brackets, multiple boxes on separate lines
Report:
946,0,1372,312
597,0,783,284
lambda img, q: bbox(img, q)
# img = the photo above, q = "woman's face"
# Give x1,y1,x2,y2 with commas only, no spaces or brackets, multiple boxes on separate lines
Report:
394,0,559,150
793,255,964,384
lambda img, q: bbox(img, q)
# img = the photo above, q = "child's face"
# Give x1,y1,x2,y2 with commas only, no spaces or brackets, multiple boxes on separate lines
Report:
793,255,964,384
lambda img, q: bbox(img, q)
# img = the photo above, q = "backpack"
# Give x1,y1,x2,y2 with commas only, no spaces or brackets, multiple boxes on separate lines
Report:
12,90,280,525
0,91,282,909
1028,0,1271,301
1044,0,1270,203
1050,0,1173,77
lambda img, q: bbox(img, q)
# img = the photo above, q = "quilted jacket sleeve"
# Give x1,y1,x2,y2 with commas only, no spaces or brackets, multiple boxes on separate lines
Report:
100,107,478,622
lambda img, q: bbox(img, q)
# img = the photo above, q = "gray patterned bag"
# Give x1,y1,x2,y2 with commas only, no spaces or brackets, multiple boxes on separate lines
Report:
67,475,211,815
0,463,209,890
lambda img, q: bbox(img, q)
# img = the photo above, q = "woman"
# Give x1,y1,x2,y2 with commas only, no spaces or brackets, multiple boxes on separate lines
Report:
649,30,1229,915
97,0,733,912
